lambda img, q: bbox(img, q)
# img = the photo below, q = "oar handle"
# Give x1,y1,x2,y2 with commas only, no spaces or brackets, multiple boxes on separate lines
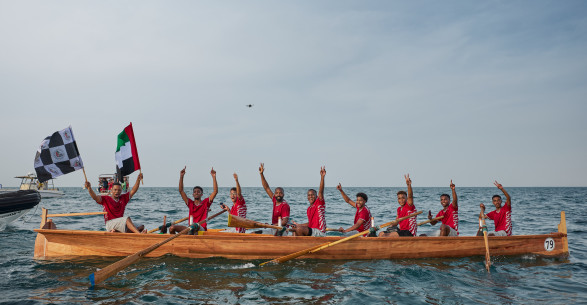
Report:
417,216,444,226
308,210,423,254
89,208,227,286
260,210,423,266
147,216,189,233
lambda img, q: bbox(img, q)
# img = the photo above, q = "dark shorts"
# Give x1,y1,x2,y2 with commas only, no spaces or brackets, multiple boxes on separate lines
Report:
384,226,413,237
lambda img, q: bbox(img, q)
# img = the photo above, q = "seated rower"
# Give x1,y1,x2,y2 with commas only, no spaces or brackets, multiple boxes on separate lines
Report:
220,173,247,233
379,174,417,237
170,166,218,234
291,166,327,237
426,180,459,236
477,181,512,237
259,163,290,236
336,183,373,236
85,174,145,233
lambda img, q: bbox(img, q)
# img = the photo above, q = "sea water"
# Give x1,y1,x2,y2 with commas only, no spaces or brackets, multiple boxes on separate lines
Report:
1,187,586,304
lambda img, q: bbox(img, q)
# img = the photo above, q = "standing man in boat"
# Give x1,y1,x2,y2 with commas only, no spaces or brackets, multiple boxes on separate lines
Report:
220,173,247,233
290,166,327,237
84,173,145,233
477,180,512,236
336,183,373,236
170,166,218,234
259,163,290,236
379,174,417,237
426,180,459,236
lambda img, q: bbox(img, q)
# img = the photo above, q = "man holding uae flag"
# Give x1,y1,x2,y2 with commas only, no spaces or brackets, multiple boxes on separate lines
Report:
84,123,145,233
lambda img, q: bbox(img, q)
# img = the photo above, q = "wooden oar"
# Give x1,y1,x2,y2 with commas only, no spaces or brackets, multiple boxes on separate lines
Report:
147,216,189,233
89,209,227,286
417,216,444,226
479,210,491,272
260,210,423,266
227,214,282,230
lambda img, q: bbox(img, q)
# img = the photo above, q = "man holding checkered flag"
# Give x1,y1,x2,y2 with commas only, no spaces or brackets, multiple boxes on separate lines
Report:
34,126,85,183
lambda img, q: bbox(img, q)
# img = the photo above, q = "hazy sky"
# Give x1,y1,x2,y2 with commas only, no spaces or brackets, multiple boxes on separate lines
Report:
1,1,586,188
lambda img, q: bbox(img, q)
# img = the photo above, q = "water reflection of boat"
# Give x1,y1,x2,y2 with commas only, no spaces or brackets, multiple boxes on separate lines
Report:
33,210,569,261
0,190,42,230
0,174,64,198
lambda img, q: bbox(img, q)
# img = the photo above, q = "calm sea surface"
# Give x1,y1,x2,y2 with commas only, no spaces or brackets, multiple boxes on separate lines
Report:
1,187,586,304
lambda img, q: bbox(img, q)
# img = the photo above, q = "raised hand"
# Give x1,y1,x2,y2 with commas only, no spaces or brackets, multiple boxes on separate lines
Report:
210,167,216,177
336,183,342,191
259,163,265,174
428,210,432,220
450,180,455,190
320,166,326,177
233,173,238,181
180,166,186,177
405,174,412,186
480,203,486,211
85,181,92,189
494,180,503,190
137,173,143,182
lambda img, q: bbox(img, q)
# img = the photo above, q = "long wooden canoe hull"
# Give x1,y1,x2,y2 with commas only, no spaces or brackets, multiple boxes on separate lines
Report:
33,211,569,260
33,230,568,260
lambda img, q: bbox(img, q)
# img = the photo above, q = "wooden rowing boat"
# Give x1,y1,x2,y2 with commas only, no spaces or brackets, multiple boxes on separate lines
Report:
33,211,569,260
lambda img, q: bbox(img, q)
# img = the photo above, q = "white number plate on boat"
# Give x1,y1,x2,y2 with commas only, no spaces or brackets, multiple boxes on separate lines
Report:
544,237,555,251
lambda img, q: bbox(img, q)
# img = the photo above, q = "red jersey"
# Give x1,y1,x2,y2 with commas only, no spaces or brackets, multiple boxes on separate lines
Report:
230,197,247,233
272,196,290,225
307,197,326,232
487,204,512,236
436,204,459,234
397,204,417,236
100,193,130,223
354,205,372,236
188,197,212,230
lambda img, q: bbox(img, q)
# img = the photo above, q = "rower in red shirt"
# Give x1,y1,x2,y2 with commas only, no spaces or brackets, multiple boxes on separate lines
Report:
221,173,247,233
291,166,327,237
170,166,218,234
427,180,459,236
85,173,144,233
478,180,512,236
379,174,417,237
259,163,290,236
336,183,373,237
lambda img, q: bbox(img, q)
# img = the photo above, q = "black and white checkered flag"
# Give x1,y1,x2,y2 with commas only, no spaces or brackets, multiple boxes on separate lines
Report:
34,126,84,183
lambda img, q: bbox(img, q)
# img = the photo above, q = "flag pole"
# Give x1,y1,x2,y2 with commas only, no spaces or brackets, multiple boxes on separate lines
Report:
139,169,143,185
82,168,88,183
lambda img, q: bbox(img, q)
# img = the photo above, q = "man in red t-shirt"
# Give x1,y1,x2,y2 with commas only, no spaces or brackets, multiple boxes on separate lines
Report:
221,172,247,233
379,174,417,237
170,166,218,234
336,184,373,237
427,180,459,236
85,173,144,233
259,163,290,236
478,180,512,236
291,166,327,237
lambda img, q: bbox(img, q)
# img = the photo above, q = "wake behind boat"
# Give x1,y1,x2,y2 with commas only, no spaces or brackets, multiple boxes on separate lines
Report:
0,190,42,230
33,209,569,261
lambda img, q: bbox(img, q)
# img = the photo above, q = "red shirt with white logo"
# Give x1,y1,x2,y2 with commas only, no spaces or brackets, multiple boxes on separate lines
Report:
397,203,417,236
188,197,212,230
354,206,372,235
100,193,130,223
436,204,459,234
272,196,290,225
307,197,326,232
487,204,512,236
230,197,247,233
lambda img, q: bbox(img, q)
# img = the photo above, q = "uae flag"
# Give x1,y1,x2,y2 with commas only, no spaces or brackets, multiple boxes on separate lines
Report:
34,126,84,183
115,123,141,181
